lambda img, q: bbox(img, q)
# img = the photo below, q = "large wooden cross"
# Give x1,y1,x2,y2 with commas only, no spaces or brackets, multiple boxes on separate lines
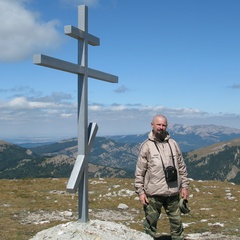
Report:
33,5,118,222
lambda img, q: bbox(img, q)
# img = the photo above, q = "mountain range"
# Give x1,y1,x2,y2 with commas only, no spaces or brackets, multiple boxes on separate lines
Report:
109,123,240,152
1,124,240,183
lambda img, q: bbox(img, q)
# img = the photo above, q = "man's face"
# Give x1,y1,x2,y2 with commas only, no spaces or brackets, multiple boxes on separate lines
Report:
151,116,167,140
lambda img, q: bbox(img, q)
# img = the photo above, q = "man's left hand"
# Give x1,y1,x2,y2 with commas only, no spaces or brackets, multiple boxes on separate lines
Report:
181,188,188,200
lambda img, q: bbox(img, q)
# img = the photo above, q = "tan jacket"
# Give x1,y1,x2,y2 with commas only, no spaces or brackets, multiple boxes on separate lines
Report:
134,131,189,196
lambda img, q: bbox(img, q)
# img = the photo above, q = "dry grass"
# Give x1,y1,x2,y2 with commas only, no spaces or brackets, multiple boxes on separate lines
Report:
0,178,240,240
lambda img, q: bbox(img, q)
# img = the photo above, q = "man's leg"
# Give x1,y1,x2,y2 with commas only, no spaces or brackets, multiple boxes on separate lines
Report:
143,196,162,237
164,195,184,240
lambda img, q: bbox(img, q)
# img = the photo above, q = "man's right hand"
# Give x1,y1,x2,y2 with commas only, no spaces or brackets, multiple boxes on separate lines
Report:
139,193,149,205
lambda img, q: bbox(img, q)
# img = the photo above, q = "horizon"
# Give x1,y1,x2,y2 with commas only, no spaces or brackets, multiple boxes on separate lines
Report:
2,122,240,144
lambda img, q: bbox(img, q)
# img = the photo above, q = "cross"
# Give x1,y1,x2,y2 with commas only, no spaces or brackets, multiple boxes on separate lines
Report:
33,5,118,222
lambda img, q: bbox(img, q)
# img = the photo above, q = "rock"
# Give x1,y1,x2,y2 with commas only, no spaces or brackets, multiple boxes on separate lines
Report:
29,220,153,240
117,203,128,210
29,220,240,240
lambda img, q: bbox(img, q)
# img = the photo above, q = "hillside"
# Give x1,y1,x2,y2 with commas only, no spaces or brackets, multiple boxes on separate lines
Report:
184,138,240,184
1,136,240,183
29,137,240,184
0,139,133,179
1,124,240,183
0,140,46,178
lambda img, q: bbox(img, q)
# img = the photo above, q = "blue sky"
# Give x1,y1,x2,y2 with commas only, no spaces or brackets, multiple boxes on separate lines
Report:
1,0,240,142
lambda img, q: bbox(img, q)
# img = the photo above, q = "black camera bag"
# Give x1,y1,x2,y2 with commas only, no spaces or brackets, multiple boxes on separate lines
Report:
154,141,178,183
164,166,178,182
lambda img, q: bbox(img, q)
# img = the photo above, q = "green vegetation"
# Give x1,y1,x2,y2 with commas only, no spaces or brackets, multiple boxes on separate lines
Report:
185,145,240,184
1,137,240,183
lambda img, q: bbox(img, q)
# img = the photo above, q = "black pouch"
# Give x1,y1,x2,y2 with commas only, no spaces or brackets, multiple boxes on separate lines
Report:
164,166,177,182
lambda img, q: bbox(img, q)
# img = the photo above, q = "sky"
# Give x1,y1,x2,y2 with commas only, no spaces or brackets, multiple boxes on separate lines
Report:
1,0,240,143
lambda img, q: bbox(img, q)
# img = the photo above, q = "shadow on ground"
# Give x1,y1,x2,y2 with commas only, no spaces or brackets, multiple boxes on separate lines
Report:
154,235,172,240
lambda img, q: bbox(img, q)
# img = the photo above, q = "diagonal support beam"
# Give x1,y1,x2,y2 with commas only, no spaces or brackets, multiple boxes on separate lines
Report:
66,122,98,193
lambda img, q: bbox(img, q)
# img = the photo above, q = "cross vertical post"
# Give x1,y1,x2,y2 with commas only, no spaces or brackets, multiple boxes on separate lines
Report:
33,5,118,223
77,5,89,222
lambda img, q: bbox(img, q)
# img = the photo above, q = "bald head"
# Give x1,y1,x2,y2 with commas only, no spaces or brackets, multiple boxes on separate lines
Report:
151,115,168,141
152,115,168,126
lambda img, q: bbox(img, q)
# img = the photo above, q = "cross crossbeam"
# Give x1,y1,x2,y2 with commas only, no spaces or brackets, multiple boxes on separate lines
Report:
64,25,100,46
34,54,118,83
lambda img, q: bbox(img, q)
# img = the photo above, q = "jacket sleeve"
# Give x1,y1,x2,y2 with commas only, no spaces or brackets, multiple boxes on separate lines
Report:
134,142,149,196
173,140,190,189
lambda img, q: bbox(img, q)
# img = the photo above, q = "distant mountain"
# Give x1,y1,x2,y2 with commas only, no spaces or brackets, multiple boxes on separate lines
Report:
0,139,132,179
18,142,55,148
30,137,139,173
1,124,240,183
110,124,240,152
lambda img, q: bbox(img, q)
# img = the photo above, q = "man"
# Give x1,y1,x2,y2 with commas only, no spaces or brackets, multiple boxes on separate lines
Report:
134,115,189,240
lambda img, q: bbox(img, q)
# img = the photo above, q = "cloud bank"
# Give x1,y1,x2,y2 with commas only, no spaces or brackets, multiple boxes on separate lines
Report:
1,89,240,141
0,0,62,62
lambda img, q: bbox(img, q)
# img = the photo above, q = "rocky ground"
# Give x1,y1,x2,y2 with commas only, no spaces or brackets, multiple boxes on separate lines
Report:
29,219,240,240
24,204,240,240
26,179,240,240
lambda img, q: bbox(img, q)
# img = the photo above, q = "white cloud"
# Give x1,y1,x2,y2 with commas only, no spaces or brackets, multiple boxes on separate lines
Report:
1,92,240,140
89,105,103,111
0,0,62,62
87,105,240,136
60,113,73,118
0,89,75,110
4,96,61,110
7,96,29,108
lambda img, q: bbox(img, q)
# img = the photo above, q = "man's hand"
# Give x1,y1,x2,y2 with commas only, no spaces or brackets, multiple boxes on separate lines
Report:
181,188,188,200
139,193,149,205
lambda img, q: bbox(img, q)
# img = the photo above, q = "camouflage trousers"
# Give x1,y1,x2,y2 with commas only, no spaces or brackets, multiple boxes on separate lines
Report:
143,194,184,240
